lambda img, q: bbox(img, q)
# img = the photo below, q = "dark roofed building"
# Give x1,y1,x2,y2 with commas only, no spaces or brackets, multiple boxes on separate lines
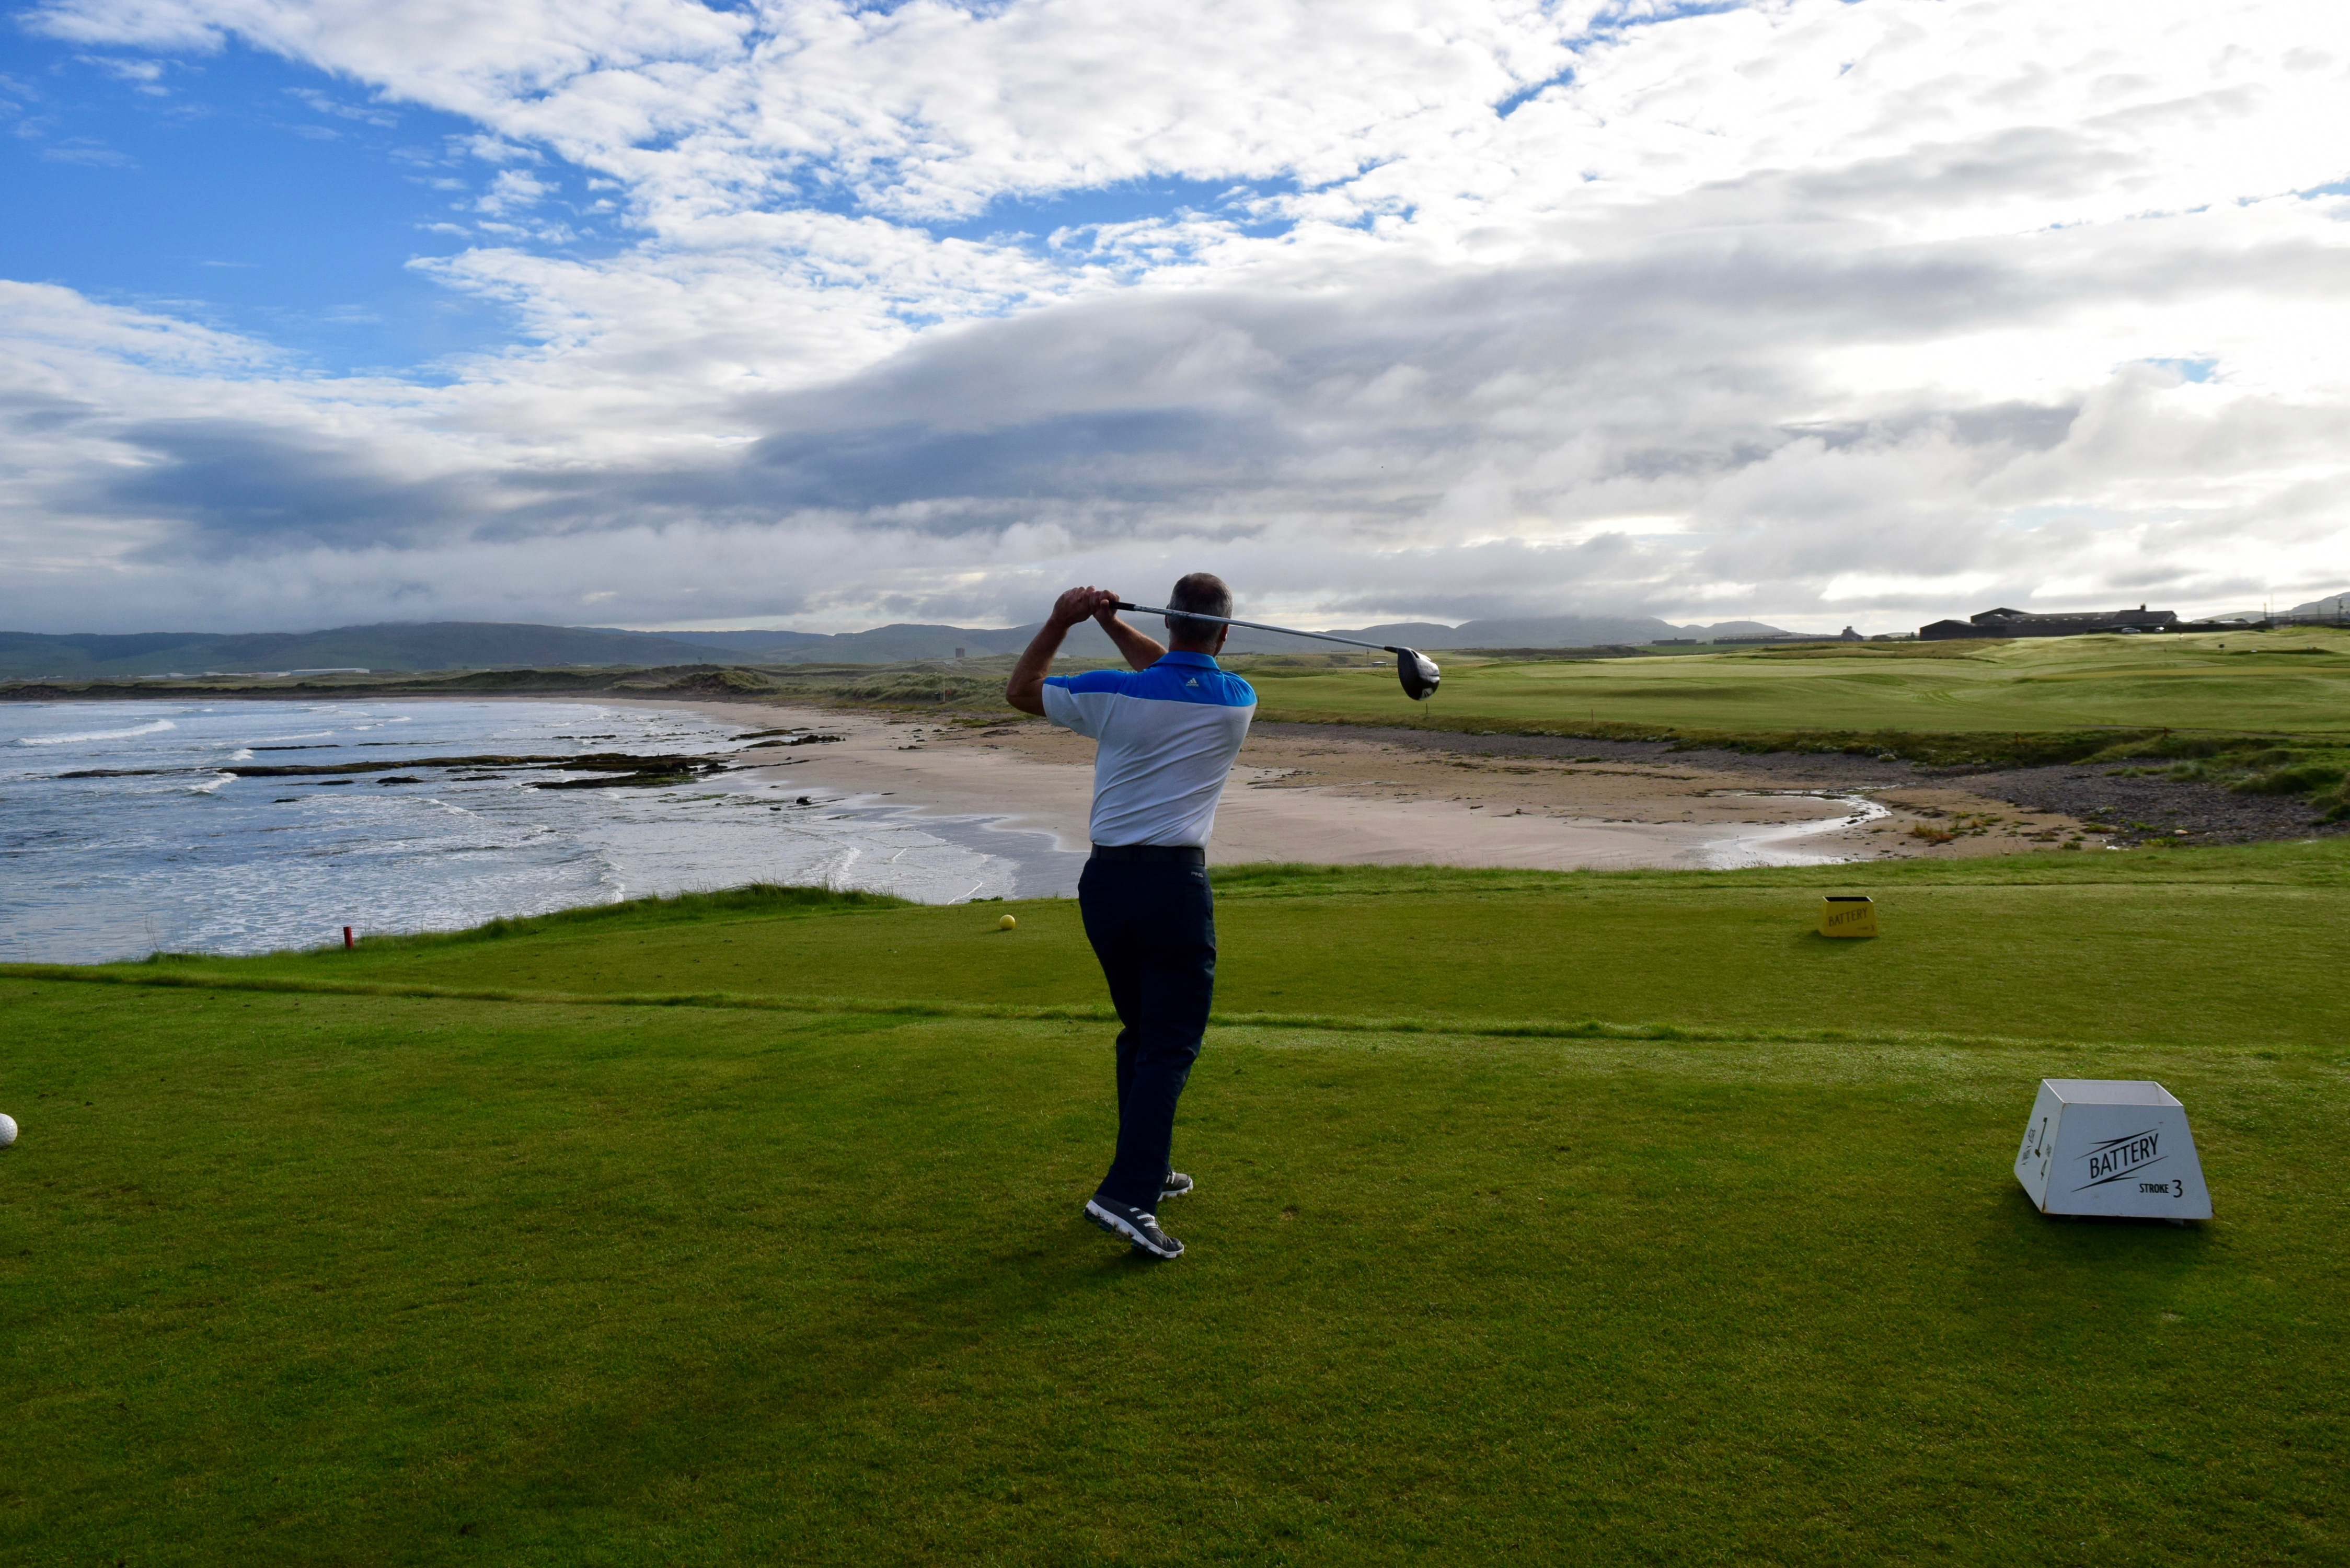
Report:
1919,605,2178,640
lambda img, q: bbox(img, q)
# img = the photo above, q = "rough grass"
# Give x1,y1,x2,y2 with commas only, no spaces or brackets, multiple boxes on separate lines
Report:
341,882,915,950
73,839,2350,1051
5,843,2349,1563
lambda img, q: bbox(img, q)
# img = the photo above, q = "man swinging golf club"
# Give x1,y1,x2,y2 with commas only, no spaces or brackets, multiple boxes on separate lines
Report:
1007,573,1256,1261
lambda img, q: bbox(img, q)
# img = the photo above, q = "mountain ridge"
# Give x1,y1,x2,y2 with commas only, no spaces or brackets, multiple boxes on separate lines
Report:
0,614,1799,679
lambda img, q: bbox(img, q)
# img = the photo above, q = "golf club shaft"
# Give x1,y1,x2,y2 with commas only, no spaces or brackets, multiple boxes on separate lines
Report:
1111,602,1401,655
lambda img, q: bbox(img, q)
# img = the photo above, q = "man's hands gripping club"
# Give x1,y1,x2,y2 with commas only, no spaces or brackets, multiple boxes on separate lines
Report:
1005,586,1168,715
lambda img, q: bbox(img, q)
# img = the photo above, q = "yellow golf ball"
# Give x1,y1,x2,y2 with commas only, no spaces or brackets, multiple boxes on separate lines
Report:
999,913,1018,930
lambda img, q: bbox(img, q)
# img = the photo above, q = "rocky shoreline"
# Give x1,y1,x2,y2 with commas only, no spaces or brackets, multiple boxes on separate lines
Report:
1254,723,2345,848
1949,765,2340,847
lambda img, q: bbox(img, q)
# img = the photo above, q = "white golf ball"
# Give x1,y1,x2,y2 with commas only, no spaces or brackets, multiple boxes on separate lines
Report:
0,1113,16,1149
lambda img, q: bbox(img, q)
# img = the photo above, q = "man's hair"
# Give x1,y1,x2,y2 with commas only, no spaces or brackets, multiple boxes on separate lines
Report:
1165,572,1233,641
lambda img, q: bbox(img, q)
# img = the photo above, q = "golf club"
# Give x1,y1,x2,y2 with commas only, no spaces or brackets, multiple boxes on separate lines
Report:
1112,601,1441,701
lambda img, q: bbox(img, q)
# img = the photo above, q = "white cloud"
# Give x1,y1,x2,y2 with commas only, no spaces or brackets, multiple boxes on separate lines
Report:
81,53,170,90
36,137,136,164
6,0,2350,633
473,166,552,214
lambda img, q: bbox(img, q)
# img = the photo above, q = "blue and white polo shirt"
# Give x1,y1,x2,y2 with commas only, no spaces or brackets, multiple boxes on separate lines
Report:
1042,651,1258,847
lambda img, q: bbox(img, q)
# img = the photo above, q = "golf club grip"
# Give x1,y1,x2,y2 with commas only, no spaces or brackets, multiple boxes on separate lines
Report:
1110,601,1397,655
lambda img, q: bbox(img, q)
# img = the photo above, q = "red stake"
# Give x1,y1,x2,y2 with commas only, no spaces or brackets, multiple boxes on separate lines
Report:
342,926,354,950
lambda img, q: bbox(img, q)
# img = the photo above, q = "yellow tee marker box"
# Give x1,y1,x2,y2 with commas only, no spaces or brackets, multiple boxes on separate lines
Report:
1819,895,1877,938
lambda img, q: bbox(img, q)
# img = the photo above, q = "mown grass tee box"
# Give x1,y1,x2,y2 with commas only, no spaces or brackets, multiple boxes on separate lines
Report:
5,844,2348,1562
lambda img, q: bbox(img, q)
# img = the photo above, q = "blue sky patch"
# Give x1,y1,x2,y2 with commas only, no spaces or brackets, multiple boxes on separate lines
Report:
0,36,593,375
920,176,1299,248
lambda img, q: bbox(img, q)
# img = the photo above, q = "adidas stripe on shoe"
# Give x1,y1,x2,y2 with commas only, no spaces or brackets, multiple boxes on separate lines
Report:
1084,1196,1184,1260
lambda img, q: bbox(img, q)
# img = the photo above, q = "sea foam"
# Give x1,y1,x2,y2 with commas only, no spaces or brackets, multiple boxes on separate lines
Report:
15,718,177,745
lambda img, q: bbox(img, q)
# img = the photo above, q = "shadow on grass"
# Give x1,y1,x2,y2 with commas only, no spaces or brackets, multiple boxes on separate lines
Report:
483,1213,1178,1511
1959,1186,2218,1344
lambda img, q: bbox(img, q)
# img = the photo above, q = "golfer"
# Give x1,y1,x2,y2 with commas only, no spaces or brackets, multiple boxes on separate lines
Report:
1006,573,1256,1260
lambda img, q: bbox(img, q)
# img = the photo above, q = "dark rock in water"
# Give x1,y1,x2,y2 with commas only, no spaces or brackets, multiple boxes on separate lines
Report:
233,750,722,778
526,754,729,789
377,776,423,785
740,732,843,747
534,770,705,790
63,749,732,783
312,779,355,787
228,752,573,777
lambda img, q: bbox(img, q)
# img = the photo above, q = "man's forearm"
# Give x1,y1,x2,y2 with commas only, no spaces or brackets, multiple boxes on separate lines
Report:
1098,613,1166,671
1005,620,1073,715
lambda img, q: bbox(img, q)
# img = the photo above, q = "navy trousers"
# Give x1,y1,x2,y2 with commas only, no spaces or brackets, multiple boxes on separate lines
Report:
1078,855,1216,1210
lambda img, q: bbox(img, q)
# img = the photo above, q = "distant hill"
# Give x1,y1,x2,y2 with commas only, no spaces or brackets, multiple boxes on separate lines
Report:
635,616,1787,661
1434,615,1789,648
622,623,1118,663
0,618,1139,677
0,622,750,680
1218,616,1789,651
2190,592,2345,626
0,612,1795,679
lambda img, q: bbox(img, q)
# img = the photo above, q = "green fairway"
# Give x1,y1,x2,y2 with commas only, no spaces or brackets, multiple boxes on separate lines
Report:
6,847,2349,1562
1239,626,2350,739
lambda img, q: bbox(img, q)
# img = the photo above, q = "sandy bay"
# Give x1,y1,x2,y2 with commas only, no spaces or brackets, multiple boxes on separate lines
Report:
619,696,2101,883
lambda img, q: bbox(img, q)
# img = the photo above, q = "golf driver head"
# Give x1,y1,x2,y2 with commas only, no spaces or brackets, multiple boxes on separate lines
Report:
1396,648,1441,701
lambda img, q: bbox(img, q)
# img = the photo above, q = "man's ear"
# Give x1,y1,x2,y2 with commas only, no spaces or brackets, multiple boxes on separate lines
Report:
1212,624,1230,655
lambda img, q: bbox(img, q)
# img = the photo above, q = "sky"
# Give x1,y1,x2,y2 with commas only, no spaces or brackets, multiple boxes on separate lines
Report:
2,0,2346,637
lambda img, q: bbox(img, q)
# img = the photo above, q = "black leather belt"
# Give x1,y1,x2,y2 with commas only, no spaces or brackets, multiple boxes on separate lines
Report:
1089,843,1206,865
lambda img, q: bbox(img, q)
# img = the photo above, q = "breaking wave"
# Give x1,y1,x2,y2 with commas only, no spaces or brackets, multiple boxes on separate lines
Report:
15,719,177,746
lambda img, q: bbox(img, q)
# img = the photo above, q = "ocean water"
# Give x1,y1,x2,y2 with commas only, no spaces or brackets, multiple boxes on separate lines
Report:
1,699,1068,963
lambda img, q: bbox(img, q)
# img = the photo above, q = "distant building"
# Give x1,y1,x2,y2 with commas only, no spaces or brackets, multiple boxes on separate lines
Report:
1653,637,1698,645
1714,633,1811,644
1918,606,2178,641
1838,626,1863,641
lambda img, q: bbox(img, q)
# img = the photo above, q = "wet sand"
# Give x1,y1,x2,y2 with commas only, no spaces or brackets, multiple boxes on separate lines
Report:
624,700,2105,887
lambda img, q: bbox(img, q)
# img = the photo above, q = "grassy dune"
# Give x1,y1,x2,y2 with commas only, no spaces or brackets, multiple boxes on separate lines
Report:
1240,626,2350,737
6,848,2349,1563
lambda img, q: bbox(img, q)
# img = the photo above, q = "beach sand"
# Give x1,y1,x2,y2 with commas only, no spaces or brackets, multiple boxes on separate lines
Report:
622,699,2098,880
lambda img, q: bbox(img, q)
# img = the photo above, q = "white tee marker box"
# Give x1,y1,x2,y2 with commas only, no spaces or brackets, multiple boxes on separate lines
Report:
2014,1079,2212,1221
